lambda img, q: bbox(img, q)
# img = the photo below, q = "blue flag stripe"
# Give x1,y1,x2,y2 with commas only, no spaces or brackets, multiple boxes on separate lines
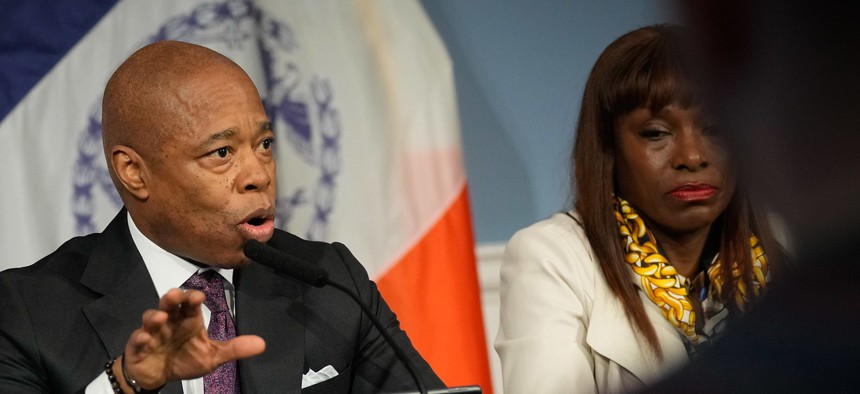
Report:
0,0,119,122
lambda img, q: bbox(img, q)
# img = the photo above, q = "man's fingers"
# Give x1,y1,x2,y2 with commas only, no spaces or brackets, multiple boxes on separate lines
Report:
140,309,168,332
178,290,205,319
213,335,266,364
129,328,154,350
159,288,204,310
125,289,262,385
157,288,185,311
156,288,205,323
231,335,266,359
135,289,207,353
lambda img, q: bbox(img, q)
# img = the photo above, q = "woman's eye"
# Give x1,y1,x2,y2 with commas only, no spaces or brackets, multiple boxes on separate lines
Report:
640,129,668,140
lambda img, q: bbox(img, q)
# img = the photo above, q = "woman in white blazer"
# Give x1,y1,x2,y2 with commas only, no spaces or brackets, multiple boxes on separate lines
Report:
495,25,784,393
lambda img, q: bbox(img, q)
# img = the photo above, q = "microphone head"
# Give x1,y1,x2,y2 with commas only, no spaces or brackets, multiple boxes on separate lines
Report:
243,239,267,261
243,239,329,287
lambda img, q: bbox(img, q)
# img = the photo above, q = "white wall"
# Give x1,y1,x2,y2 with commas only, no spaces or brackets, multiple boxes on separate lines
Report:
420,0,678,244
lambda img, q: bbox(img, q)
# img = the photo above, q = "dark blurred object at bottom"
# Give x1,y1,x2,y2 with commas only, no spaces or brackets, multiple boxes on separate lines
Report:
643,2,860,393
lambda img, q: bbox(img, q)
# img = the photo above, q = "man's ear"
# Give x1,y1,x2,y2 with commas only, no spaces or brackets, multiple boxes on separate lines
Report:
110,145,150,201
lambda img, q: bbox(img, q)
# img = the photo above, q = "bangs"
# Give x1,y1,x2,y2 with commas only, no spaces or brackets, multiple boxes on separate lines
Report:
598,26,698,119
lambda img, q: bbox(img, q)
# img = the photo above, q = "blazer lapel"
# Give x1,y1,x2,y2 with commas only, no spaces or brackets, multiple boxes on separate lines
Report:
631,272,690,370
78,210,183,394
77,212,307,393
235,262,306,393
79,210,157,356
640,291,689,370
585,277,689,384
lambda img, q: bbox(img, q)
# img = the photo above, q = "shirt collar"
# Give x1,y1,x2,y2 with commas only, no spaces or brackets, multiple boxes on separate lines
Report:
126,212,234,297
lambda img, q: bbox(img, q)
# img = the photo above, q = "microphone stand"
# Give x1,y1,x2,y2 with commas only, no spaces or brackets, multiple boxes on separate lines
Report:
323,279,428,394
243,239,428,394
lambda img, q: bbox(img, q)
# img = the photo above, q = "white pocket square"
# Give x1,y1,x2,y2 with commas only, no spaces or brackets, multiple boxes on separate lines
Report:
301,365,339,388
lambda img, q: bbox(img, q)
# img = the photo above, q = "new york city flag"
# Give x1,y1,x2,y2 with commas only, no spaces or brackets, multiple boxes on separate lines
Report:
0,0,492,391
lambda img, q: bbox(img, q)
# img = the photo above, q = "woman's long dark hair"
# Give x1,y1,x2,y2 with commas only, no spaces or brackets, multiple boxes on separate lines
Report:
571,24,782,357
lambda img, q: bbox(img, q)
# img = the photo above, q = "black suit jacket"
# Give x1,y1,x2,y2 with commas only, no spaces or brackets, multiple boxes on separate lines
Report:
0,210,444,393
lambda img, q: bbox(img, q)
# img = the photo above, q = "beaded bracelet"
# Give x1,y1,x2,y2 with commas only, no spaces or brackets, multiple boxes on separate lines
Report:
103,357,123,394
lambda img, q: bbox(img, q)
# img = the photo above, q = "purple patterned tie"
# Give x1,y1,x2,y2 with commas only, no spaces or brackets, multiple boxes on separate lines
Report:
183,270,240,393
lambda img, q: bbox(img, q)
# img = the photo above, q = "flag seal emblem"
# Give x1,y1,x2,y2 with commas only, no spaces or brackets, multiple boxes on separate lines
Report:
71,0,342,238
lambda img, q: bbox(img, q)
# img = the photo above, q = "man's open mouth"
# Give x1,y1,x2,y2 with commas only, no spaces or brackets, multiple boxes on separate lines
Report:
247,217,266,226
238,208,276,240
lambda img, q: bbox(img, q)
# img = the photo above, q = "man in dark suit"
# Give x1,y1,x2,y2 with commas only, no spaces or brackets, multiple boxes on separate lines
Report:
0,40,444,393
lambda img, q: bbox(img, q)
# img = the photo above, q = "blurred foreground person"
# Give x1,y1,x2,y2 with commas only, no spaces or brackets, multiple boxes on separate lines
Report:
644,2,860,393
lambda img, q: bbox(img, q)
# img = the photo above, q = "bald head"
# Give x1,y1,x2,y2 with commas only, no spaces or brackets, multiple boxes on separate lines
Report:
102,40,252,166
98,41,274,266
102,41,261,201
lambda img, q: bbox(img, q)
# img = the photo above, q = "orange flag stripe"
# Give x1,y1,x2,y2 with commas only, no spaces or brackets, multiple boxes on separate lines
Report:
376,185,493,393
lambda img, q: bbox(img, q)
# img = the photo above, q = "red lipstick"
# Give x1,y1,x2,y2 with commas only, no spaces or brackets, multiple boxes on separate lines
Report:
668,183,717,202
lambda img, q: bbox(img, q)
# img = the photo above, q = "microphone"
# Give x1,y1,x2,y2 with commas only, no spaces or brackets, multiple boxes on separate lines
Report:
243,239,328,287
242,239,430,394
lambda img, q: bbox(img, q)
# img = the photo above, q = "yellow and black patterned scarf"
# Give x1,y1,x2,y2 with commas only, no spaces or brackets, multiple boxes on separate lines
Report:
614,195,769,345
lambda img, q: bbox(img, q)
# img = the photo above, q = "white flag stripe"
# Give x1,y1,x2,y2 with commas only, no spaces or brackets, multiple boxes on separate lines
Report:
1,0,465,279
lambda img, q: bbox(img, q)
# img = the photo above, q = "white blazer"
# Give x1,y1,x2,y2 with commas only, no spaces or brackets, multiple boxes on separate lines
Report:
495,212,689,394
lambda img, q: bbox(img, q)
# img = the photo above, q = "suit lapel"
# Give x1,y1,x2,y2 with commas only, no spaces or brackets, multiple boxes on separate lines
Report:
631,272,690,369
586,277,689,384
78,212,307,392
78,210,183,394
235,262,306,393
79,210,156,356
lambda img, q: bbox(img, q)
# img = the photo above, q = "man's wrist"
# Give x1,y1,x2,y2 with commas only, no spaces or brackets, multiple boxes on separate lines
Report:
119,354,166,394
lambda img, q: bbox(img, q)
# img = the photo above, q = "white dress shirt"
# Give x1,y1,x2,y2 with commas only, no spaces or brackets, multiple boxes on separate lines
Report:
86,213,236,393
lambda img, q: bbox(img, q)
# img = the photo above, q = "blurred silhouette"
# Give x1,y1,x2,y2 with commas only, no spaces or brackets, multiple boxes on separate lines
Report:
643,2,860,392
